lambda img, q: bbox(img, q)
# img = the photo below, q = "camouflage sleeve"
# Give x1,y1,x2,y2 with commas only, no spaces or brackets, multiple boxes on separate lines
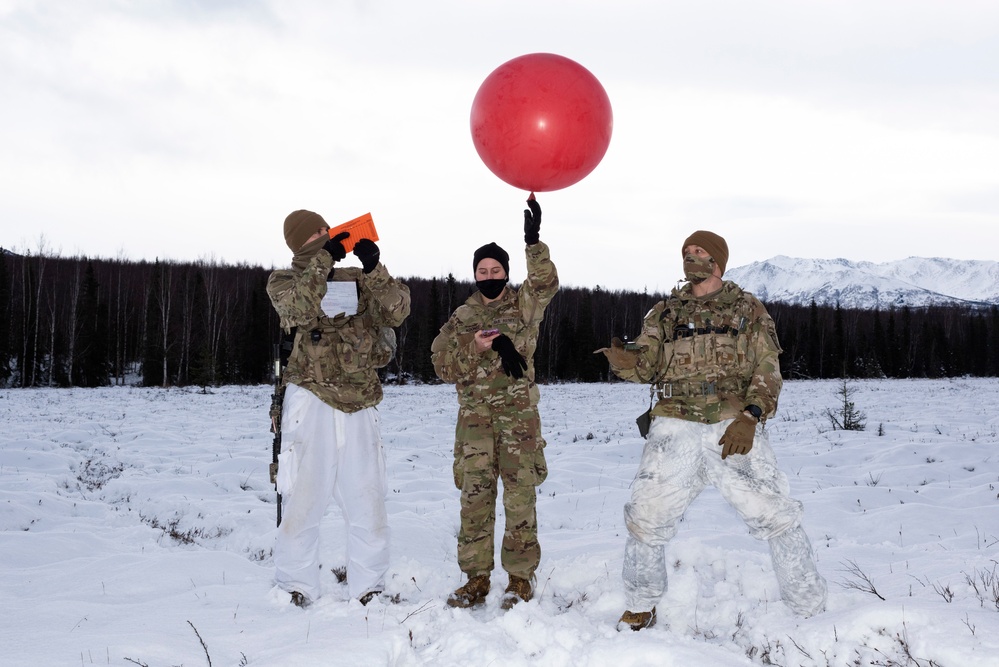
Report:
357,263,411,328
517,241,559,324
431,314,478,384
609,302,668,384
266,252,334,331
743,297,783,418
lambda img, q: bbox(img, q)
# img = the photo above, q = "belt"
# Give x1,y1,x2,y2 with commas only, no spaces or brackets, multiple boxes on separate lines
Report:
673,325,740,340
657,381,718,398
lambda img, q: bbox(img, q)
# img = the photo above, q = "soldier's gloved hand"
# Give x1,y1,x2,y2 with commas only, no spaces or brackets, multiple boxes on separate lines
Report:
323,231,349,262
595,337,637,370
719,411,757,459
353,238,380,273
491,334,528,379
524,195,541,245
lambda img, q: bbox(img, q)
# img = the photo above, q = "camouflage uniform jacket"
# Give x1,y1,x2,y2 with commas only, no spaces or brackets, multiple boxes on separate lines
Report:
609,280,782,424
267,251,411,413
431,242,559,415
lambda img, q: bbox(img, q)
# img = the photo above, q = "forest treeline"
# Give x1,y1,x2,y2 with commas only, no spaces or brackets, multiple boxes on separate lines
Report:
1,249,997,389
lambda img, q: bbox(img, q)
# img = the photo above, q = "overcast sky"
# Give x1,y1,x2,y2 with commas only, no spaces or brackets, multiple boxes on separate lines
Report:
2,0,997,292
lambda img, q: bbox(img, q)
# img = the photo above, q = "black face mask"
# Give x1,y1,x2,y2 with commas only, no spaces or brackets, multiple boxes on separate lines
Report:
476,278,508,299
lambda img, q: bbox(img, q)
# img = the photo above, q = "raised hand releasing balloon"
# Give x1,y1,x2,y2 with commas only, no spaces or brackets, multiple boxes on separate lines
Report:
524,195,541,245
470,53,613,192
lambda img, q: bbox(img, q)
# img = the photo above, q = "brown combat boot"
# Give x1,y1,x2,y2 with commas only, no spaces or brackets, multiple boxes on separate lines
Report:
447,574,490,608
500,575,535,610
618,607,657,631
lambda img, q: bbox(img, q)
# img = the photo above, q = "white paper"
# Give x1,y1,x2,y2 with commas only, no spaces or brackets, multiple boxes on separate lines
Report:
321,281,358,318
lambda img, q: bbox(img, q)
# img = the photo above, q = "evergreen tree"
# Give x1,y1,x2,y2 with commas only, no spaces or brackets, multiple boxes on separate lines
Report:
868,307,886,378
885,307,898,377
552,314,575,380
900,306,913,376
445,273,458,315
189,339,215,391
832,301,845,377
0,250,11,385
419,277,442,381
574,290,602,382
51,327,70,386
18,261,37,387
74,262,109,387
142,262,165,387
932,319,952,377
236,276,272,384
990,306,999,376
807,299,821,378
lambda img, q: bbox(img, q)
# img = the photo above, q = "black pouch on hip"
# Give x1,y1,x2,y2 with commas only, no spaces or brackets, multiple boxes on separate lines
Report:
636,409,652,438
636,380,659,438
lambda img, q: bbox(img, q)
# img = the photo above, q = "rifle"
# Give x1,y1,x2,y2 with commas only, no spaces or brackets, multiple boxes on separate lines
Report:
269,328,296,527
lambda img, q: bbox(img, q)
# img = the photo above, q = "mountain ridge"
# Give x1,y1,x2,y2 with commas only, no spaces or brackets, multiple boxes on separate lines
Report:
725,256,999,309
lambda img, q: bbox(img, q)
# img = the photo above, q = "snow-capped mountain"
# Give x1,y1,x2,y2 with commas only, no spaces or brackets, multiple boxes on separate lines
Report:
725,256,999,309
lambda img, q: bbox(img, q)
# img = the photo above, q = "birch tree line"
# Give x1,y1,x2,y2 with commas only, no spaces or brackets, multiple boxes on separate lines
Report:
0,248,996,389
0,249,274,388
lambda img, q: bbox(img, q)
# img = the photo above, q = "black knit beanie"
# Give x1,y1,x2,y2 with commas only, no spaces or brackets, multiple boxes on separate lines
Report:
472,242,510,276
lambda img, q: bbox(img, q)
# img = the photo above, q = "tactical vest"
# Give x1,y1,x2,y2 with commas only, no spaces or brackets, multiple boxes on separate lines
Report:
647,285,764,422
288,311,395,386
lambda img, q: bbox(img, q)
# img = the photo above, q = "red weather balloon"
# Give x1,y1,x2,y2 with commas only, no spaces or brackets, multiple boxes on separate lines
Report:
470,53,613,192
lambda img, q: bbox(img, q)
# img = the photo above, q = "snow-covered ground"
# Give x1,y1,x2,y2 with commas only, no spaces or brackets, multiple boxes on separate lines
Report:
1,379,998,666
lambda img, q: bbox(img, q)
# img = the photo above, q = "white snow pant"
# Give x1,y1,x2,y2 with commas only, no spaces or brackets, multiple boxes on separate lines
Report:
273,384,389,602
622,417,827,617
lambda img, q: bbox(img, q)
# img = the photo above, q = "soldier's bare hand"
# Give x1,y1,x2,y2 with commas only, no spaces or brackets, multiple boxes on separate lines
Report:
474,329,500,353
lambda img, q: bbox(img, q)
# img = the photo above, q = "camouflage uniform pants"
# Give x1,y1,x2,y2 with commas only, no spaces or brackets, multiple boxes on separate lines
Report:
453,405,547,580
623,416,827,616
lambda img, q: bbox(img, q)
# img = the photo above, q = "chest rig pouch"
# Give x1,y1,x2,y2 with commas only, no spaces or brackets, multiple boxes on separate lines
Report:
662,298,751,380
633,296,752,435
297,311,394,384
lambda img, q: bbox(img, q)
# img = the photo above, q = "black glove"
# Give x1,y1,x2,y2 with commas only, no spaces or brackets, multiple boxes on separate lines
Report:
524,197,541,245
323,231,349,262
491,334,528,379
353,238,380,274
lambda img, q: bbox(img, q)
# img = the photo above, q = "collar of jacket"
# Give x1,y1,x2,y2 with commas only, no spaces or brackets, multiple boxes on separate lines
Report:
291,235,331,273
467,285,517,307
671,280,741,305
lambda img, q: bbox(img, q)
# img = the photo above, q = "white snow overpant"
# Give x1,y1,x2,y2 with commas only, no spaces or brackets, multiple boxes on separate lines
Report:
274,383,389,602
622,417,827,616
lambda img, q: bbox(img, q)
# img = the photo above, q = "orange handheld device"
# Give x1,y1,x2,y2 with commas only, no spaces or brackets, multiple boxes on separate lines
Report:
328,213,379,253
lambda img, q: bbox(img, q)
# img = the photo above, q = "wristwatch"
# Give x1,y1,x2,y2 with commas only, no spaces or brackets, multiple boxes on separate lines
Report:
744,404,762,422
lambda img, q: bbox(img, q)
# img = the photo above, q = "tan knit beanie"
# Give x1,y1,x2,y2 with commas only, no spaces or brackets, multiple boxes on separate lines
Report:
283,210,328,251
681,230,729,277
